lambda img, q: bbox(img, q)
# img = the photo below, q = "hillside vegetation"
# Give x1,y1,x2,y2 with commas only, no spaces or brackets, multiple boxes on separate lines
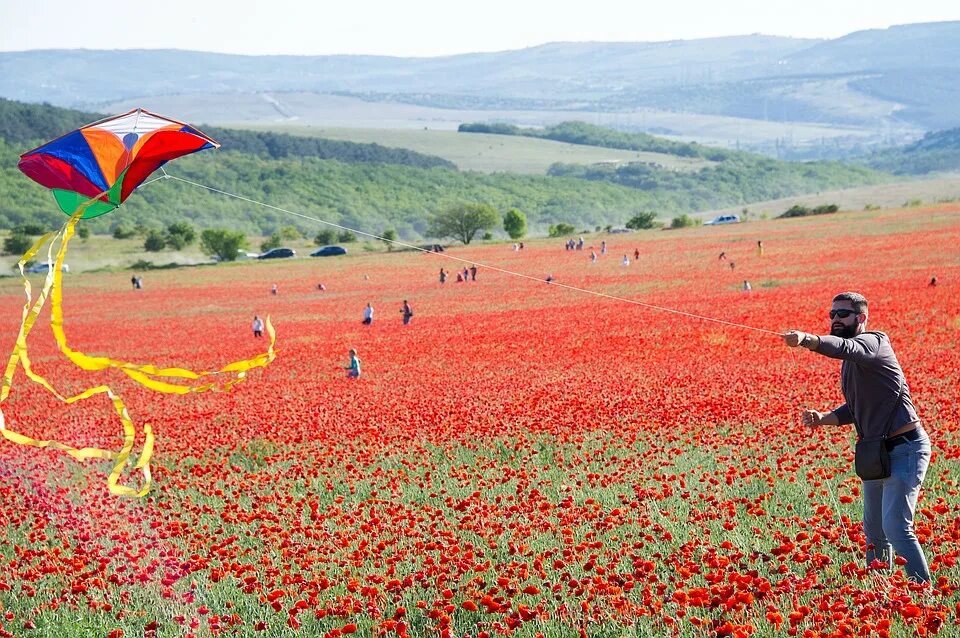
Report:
864,127,960,175
1,101,888,238
0,99,455,170
254,126,711,174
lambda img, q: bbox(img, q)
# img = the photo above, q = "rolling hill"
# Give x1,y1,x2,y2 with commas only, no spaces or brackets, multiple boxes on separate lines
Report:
3,21,960,156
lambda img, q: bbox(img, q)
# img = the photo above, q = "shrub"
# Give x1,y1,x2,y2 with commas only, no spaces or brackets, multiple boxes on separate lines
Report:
76,225,90,239
165,222,196,250
314,229,336,245
548,223,576,237
13,223,47,235
782,204,810,218
812,204,839,215
779,203,839,218
338,230,357,243
670,214,696,229
3,233,33,256
143,229,166,252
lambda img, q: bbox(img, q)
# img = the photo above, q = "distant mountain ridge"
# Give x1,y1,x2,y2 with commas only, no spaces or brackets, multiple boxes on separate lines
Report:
3,21,960,157
2,22,959,136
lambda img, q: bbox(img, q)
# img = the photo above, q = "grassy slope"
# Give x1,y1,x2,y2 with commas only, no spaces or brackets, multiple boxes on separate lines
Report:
238,125,714,174
700,173,960,219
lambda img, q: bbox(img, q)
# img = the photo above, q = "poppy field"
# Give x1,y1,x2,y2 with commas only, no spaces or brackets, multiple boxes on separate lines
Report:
0,204,959,637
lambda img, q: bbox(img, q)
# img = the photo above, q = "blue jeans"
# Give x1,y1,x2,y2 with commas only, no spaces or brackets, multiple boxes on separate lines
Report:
862,429,931,583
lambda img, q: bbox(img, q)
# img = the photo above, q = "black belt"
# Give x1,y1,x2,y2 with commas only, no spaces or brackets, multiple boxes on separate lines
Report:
885,428,923,450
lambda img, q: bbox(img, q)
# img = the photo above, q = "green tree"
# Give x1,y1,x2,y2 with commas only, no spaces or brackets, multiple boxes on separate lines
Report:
548,223,576,237
337,230,357,243
76,225,90,240
201,229,248,262
261,233,282,252
165,222,196,250
143,229,166,252
3,233,32,256
314,229,336,245
427,202,499,245
626,211,658,230
381,229,398,251
670,214,697,229
502,208,527,239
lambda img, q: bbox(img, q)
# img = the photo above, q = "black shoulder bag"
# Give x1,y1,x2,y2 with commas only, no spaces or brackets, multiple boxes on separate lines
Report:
853,380,904,481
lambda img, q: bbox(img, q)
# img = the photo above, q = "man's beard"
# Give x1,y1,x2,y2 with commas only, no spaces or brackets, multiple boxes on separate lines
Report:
831,322,858,338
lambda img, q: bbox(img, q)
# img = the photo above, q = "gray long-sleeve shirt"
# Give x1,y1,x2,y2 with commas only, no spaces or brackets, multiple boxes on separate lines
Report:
814,331,919,439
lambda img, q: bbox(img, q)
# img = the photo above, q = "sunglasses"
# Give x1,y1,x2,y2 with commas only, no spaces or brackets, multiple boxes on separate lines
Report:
829,309,859,319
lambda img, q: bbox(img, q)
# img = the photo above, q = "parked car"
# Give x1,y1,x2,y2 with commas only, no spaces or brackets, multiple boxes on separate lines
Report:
704,214,741,226
310,245,348,257
258,248,296,260
25,262,69,273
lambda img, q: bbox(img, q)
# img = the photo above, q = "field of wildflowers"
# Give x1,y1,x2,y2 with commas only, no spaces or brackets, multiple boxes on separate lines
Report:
0,204,958,637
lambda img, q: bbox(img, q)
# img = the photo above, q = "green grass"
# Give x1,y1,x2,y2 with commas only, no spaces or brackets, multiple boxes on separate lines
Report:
238,126,714,175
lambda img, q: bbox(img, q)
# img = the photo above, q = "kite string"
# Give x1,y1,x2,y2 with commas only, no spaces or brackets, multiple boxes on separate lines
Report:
159,173,783,337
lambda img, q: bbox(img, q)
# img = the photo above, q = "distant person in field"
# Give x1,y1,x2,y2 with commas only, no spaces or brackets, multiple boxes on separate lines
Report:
783,291,931,584
545,274,554,283
462,267,470,282
271,283,278,295
742,280,752,292
513,243,519,251
400,300,414,325
317,283,326,291
929,276,938,287
345,348,361,379
590,250,597,263
729,261,735,270
131,275,138,290
439,268,447,284
757,240,764,256
252,315,264,338
519,242,524,250
634,248,640,261
362,303,374,325
470,264,478,281
456,272,464,283
600,241,606,255
718,251,726,260
622,255,630,266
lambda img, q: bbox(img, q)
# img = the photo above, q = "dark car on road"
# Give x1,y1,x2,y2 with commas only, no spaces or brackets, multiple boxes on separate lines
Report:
310,246,348,257
258,248,296,259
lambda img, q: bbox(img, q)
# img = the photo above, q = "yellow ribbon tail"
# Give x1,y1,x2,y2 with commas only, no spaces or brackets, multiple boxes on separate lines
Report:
1,195,276,498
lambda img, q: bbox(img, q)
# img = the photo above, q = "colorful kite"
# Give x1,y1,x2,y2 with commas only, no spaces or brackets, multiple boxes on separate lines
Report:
1,109,276,497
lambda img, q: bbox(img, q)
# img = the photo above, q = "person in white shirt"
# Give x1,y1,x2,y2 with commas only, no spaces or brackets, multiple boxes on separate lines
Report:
362,303,374,325
252,315,264,337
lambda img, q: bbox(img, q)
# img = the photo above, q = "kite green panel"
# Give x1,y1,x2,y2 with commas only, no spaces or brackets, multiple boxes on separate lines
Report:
52,189,120,219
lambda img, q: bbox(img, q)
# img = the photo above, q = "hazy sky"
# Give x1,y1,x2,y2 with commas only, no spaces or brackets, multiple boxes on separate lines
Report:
2,0,957,57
